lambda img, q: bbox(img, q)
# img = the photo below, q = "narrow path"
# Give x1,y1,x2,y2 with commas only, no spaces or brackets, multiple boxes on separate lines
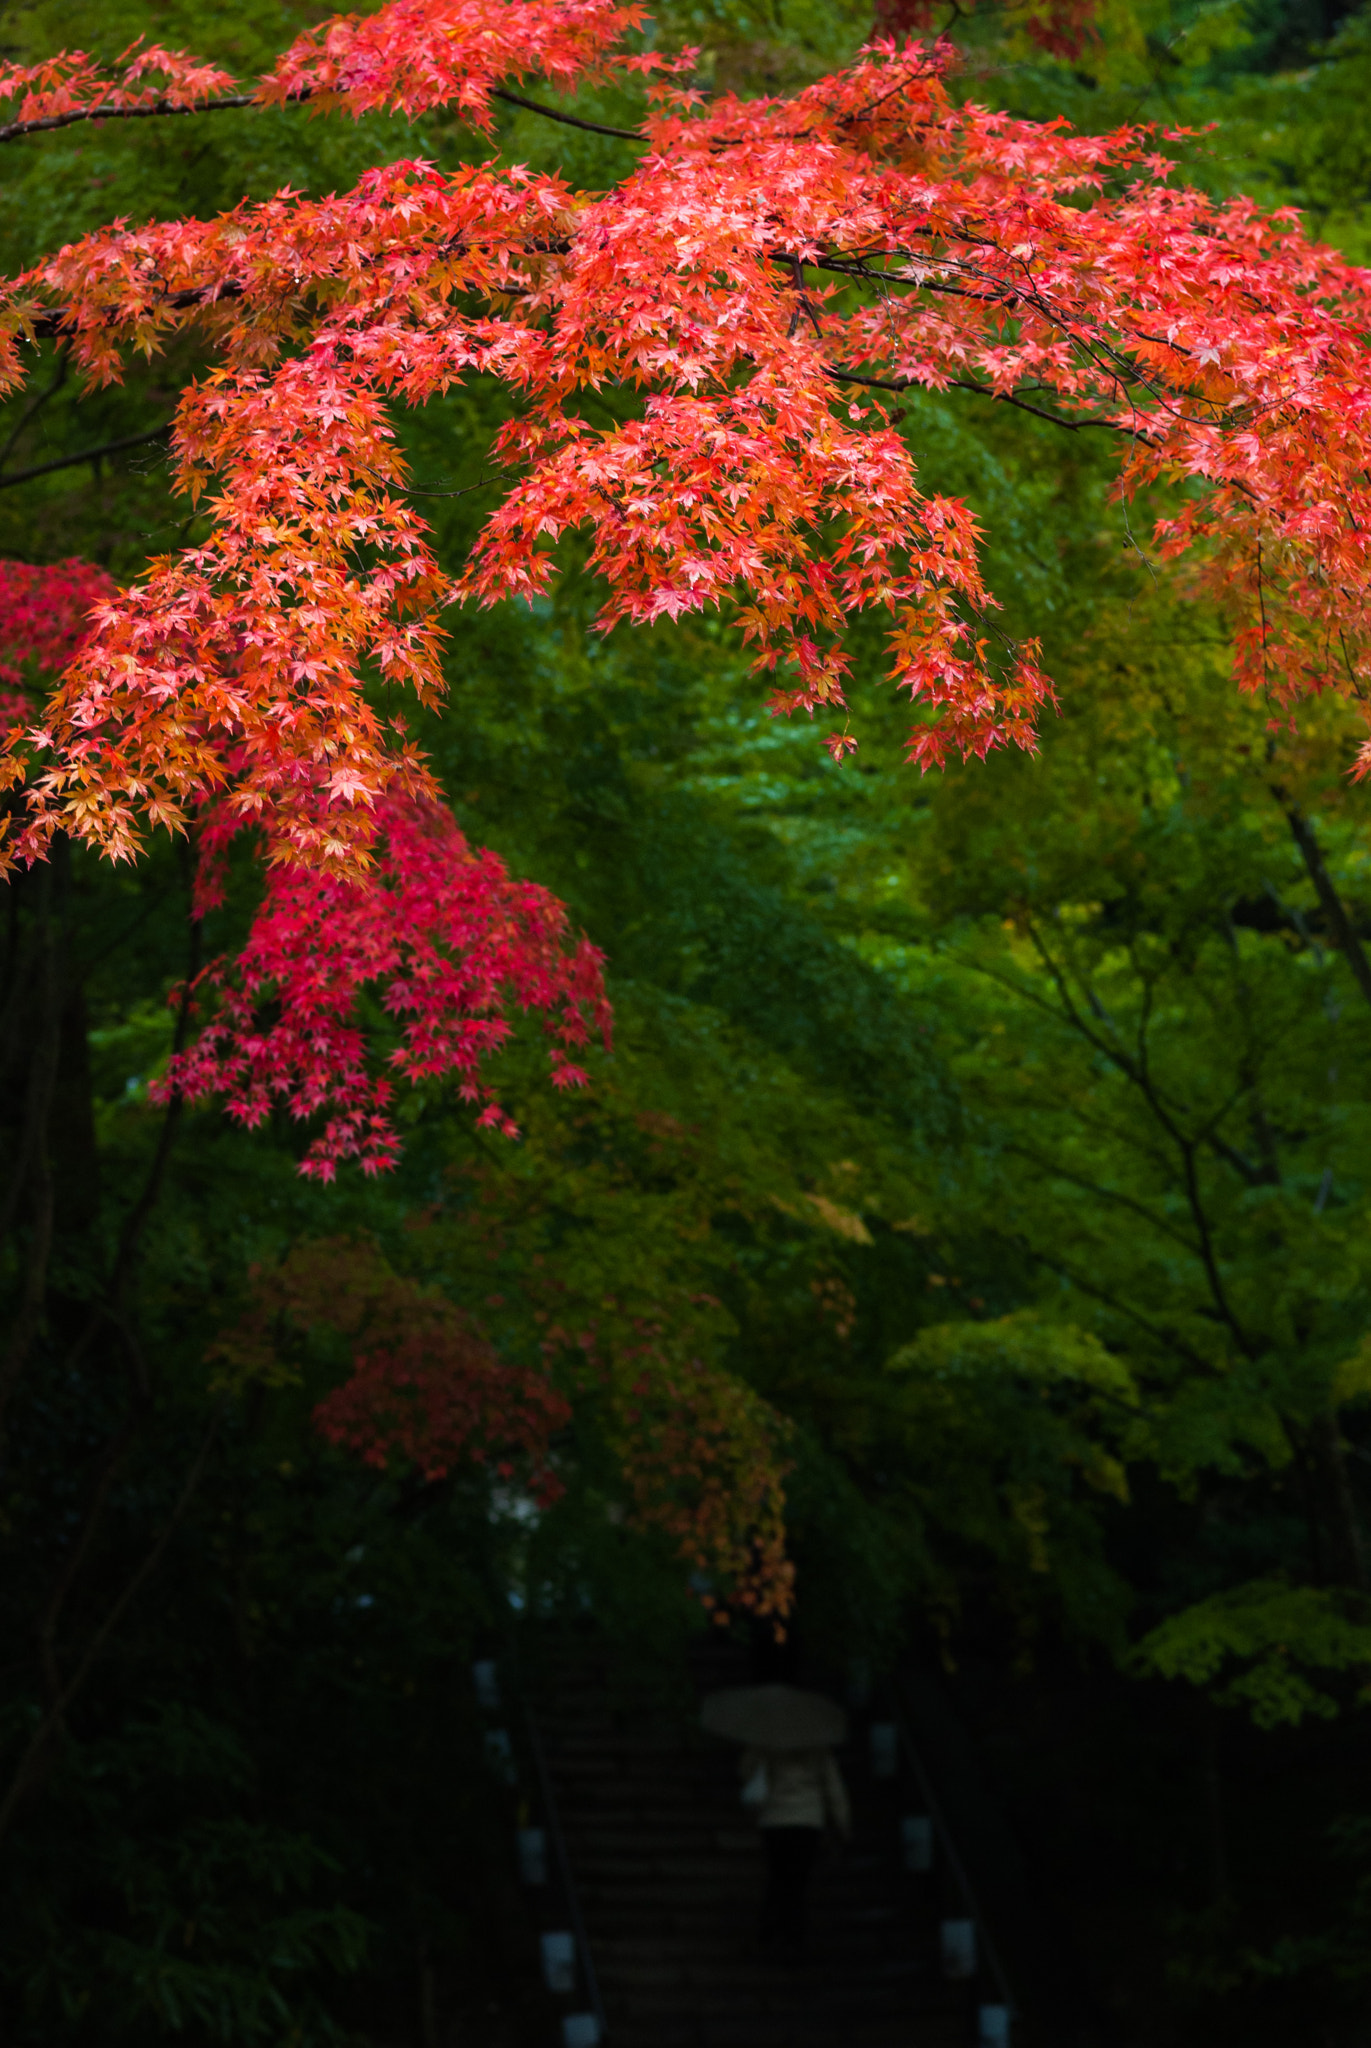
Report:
537,1632,971,2048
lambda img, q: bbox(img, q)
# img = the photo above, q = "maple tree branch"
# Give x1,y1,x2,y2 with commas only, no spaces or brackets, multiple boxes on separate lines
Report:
37,1395,148,1710
1022,1242,1217,1377
806,244,1239,439
1205,1127,1273,1190
27,280,243,340
1280,803,1371,1013
1174,1133,1258,1362
0,352,67,471
1001,1141,1203,1259
400,469,505,499
982,974,1273,1328
104,898,200,1314
0,81,642,150
0,421,171,488
825,363,1130,437
1024,927,1162,1096
1006,924,1259,1362
1191,1071,1280,1186
50,892,199,1391
0,91,258,146
488,87,642,141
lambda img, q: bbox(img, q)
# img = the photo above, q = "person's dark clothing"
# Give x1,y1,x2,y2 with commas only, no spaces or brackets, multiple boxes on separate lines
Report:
760,1824,821,1958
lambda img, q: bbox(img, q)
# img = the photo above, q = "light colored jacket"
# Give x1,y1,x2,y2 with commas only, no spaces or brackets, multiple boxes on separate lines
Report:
740,1746,851,1835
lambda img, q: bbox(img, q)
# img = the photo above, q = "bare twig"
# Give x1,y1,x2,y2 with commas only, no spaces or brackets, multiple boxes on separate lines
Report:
1024,1243,1217,1377
489,87,641,140
0,353,68,473
0,81,643,149
0,91,258,147
1281,803,1371,1013
36,1399,147,1710
826,363,1152,440
400,470,503,499
1015,919,1258,1361
0,421,171,488
49,896,200,1387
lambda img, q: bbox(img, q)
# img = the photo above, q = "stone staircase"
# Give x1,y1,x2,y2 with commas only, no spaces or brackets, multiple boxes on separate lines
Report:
533,1631,974,2048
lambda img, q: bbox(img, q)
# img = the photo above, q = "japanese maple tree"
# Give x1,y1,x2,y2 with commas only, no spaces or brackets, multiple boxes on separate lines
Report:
3,0,1370,1169
5,0,1371,1621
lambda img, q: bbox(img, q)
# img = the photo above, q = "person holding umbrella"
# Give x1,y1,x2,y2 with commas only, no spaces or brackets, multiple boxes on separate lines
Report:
701,1683,852,1962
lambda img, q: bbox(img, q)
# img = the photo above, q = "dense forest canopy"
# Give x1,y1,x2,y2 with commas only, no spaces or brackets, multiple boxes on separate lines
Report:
3,0,1371,2038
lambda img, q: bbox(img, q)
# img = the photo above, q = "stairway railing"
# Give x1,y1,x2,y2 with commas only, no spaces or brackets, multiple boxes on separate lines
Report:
521,1688,609,2044
890,1695,1016,2030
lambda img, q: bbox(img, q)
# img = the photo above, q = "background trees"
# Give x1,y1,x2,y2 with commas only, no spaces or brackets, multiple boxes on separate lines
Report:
3,0,1371,2040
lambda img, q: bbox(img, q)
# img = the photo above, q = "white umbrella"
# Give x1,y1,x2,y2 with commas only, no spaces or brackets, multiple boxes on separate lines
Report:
700,1683,847,1752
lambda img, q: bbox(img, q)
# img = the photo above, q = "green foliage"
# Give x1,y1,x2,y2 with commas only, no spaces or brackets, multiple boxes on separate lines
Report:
7,1705,366,2041
5,0,1371,2035
1131,1580,1371,1726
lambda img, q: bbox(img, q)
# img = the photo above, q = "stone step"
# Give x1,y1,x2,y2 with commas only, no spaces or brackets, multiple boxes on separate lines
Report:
538,1637,972,2048
604,2007,967,2048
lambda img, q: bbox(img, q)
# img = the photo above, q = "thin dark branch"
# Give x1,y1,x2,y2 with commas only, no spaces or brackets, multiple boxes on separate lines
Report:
0,422,171,489
825,363,1138,438
979,922,1257,1362
1023,921,1159,1095
52,893,200,1388
0,91,259,146
37,1401,147,1710
1024,1243,1218,1378
107,902,201,1309
1174,1135,1257,1359
27,280,244,341
76,883,177,978
490,87,642,140
952,952,1181,1178
1281,802,1371,1013
1001,1141,1202,1259
400,470,504,500
0,65,650,154
0,79,644,149
805,243,1243,440
0,353,68,474
1204,1129,1268,1189
1024,922,1258,1358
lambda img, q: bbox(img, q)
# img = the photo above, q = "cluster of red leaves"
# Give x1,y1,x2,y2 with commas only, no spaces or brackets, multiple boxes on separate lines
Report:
537,1306,795,1625
158,788,610,1179
0,9,1367,860
0,39,237,132
212,1236,570,1496
0,556,113,728
611,1346,794,1628
0,0,658,138
259,0,664,126
216,1235,791,1612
